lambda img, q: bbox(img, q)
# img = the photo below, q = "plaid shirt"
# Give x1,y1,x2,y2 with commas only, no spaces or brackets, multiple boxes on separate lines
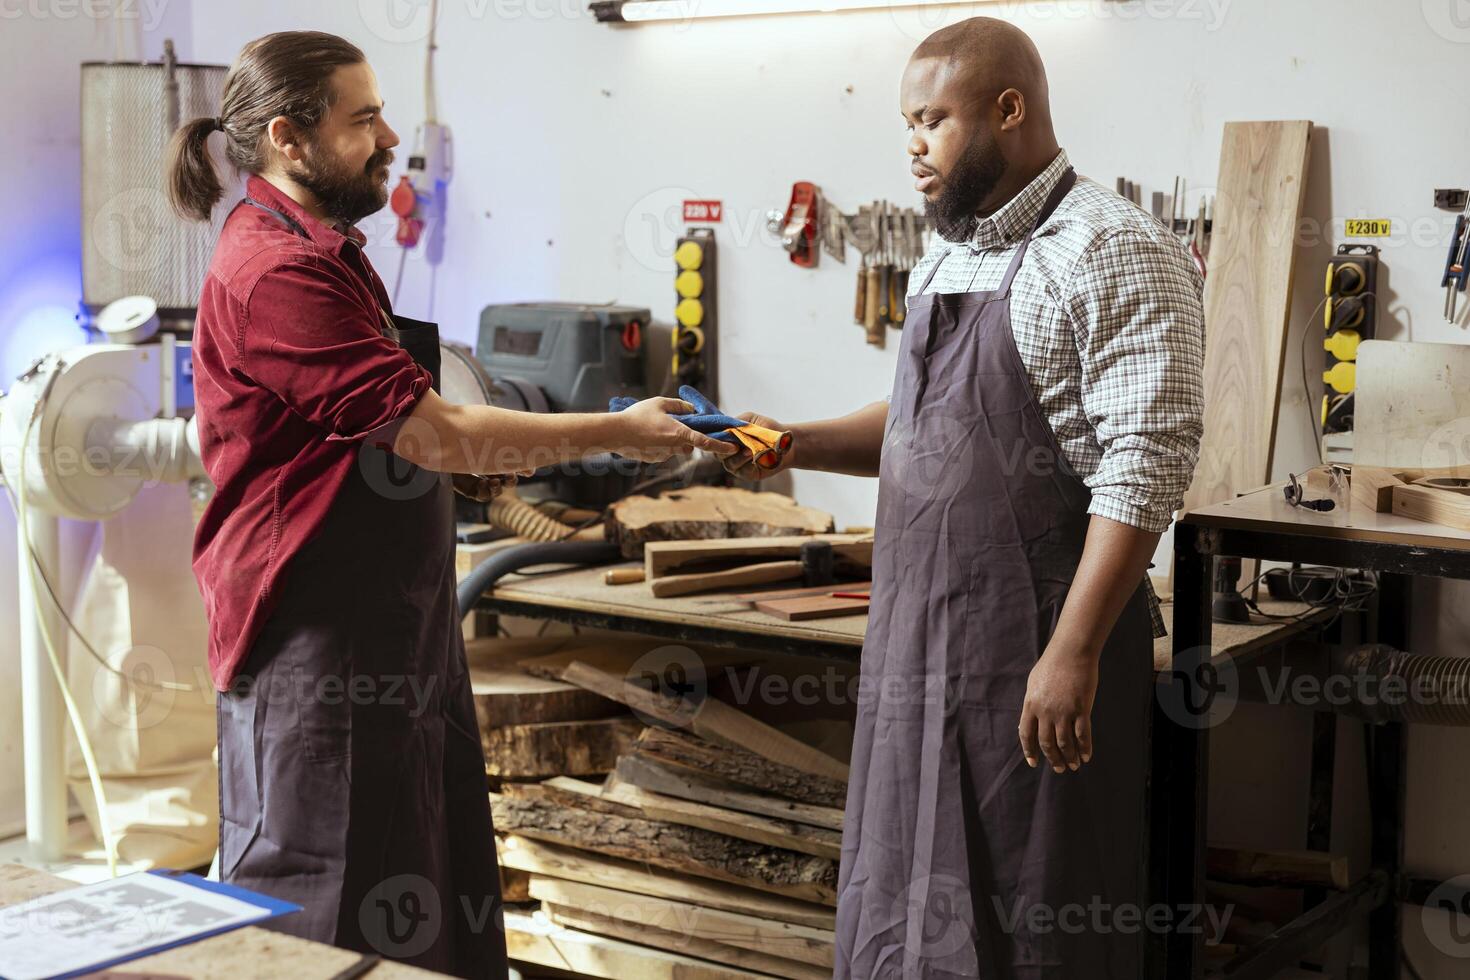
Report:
904,150,1206,637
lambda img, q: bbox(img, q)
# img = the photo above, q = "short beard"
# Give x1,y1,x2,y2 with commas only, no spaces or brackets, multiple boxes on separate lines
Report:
924,125,1008,243
290,140,393,227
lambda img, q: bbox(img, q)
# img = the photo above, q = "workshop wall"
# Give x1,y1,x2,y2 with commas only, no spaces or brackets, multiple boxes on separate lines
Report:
3,0,1469,971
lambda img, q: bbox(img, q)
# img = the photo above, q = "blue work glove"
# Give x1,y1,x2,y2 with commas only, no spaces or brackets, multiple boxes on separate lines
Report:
609,386,744,444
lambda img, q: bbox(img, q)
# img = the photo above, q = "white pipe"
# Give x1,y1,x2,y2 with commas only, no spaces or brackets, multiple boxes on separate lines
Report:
18,509,66,861
85,416,206,484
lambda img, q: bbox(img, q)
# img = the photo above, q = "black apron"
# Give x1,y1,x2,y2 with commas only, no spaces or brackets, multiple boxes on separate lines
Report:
834,170,1154,979
216,198,508,978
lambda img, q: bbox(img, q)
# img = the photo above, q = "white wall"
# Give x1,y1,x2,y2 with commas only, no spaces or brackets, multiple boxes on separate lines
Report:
5,0,1470,972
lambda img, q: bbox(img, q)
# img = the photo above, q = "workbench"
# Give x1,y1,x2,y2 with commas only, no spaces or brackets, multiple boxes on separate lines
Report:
0,865,442,979
1164,484,1470,980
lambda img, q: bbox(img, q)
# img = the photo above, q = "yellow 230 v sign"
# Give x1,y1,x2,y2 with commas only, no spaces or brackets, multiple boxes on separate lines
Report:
1344,219,1391,237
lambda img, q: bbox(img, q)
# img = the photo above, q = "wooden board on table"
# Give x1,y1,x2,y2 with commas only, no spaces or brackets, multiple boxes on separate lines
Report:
529,876,835,968
602,778,844,860
733,581,872,602
644,534,874,580
651,560,805,598
542,903,830,980
505,909,774,980
496,835,836,930
615,754,845,832
489,791,838,906
1182,120,1312,515
754,594,870,621
608,486,834,558
1392,483,1470,531
482,716,641,779
0,866,439,979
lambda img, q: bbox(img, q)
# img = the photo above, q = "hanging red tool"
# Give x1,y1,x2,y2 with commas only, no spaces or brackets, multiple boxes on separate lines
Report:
779,181,821,268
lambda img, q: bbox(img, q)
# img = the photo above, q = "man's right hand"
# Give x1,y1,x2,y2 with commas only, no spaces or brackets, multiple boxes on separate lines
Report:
721,411,799,482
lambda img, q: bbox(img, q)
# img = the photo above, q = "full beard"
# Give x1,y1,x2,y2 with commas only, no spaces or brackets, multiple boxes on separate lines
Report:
290,142,394,227
924,125,1008,243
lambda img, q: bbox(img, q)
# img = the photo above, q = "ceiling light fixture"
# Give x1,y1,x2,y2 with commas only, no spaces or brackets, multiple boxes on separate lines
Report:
591,0,978,23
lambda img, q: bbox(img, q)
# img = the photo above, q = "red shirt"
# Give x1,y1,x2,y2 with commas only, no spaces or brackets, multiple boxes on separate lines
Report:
192,175,431,690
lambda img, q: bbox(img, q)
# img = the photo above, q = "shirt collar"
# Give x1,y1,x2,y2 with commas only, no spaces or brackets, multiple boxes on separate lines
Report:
243,174,368,252
966,148,1070,252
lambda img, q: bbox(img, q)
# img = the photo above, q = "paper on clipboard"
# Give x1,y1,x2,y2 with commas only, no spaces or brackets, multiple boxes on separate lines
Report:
0,870,299,980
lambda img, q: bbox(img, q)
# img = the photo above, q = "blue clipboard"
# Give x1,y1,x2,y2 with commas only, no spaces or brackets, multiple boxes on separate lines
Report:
2,869,300,980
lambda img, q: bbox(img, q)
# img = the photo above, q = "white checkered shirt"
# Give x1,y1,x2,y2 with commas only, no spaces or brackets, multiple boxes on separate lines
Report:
903,149,1206,637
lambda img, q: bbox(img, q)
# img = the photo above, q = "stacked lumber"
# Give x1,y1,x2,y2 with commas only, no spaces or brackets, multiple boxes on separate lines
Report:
492,660,851,980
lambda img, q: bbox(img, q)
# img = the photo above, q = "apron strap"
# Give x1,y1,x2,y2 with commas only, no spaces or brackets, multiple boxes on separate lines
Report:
995,166,1077,296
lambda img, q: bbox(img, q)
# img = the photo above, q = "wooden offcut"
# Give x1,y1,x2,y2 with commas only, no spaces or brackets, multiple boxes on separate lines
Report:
489,791,838,905
602,779,843,860
651,560,806,598
608,486,835,558
496,835,836,929
1182,120,1313,515
1392,483,1470,531
466,638,621,727
530,877,836,967
505,910,774,980
482,716,641,779
542,903,830,980
1206,846,1350,891
614,755,845,832
559,661,850,784
632,727,848,808
754,594,871,621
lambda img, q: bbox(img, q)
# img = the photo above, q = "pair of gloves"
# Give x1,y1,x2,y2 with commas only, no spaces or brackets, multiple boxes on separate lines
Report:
610,386,792,470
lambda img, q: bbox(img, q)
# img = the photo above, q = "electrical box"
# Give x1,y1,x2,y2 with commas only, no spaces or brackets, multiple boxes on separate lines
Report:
1322,244,1379,435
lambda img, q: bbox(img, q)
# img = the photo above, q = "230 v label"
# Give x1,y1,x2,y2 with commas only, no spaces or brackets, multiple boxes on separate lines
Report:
1344,219,1391,237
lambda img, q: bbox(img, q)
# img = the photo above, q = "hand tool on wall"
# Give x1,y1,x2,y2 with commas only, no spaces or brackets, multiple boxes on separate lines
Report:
853,204,874,327
778,181,822,268
876,201,893,329
863,202,884,347
1443,196,1470,323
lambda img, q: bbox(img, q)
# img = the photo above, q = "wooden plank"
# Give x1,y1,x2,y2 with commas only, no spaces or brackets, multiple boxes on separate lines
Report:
489,792,838,905
496,835,836,930
608,486,834,558
1207,846,1350,891
643,534,873,579
482,716,641,779
616,756,844,832
634,726,848,808
515,638,756,683
602,779,843,860
753,594,870,621
1349,465,1407,514
1183,120,1312,515
543,903,830,980
467,637,622,726
505,909,773,980
1392,483,1470,531
529,877,835,967
731,581,872,602
651,560,805,598
560,661,850,784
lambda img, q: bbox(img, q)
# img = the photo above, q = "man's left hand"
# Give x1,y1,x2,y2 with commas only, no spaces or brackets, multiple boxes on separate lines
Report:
452,473,515,502
1019,646,1099,774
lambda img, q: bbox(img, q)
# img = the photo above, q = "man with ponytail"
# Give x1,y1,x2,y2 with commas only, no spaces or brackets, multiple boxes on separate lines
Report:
173,31,732,978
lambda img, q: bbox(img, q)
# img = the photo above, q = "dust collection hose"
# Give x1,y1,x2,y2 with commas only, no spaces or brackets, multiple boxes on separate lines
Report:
1323,645,1470,726
456,540,621,623
486,493,578,542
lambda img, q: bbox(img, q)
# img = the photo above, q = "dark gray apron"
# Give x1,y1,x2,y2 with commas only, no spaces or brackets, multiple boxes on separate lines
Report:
835,170,1153,979
216,198,508,978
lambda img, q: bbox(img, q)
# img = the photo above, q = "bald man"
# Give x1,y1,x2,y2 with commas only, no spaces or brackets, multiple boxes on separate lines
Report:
724,18,1205,978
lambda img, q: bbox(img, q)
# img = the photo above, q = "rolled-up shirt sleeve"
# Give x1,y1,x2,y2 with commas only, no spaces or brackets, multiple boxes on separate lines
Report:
1064,230,1205,533
241,255,430,442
